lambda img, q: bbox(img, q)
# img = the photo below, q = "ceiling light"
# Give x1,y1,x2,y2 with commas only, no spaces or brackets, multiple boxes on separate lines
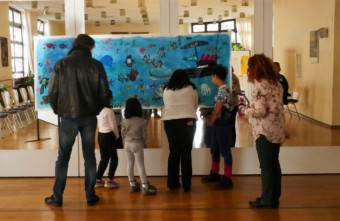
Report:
241,0,249,6
86,0,93,8
232,5,237,13
55,13,61,20
224,10,229,17
120,9,126,16
138,0,145,8
101,11,107,18
191,0,197,6
207,8,213,15
31,1,38,9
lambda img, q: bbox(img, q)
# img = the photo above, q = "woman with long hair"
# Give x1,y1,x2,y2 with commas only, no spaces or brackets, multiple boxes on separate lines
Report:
243,54,285,208
162,69,198,192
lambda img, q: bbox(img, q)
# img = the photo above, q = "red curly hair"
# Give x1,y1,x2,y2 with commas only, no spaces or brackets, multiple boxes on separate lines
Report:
247,54,278,85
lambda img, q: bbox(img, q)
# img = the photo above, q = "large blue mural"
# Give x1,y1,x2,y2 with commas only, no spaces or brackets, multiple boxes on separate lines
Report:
35,34,231,110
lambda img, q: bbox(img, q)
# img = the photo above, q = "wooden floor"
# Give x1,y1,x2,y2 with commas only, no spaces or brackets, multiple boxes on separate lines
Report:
0,175,340,221
1,111,340,149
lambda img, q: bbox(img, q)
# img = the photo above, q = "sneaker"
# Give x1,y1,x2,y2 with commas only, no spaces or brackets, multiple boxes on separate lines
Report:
45,195,62,207
105,179,120,188
95,179,105,188
201,171,221,183
142,183,157,196
87,195,100,206
215,176,233,190
129,180,141,193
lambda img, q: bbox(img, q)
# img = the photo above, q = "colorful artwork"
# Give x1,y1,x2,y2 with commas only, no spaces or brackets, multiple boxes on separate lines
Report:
35,34,231,110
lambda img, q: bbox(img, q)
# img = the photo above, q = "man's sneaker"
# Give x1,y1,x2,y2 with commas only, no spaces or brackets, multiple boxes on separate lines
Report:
142,183,157,196
215,176,233,190
87,195,100,206
45,195,62,207
95,179,105,188
129,180,141,193
105,179,120,188
201,171,221,183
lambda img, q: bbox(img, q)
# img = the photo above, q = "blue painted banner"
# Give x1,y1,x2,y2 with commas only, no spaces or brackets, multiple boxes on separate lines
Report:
35,34,231,109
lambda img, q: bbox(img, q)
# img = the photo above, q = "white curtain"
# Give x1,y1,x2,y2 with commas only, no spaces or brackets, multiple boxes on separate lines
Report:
236,18,252,51
23,10,34,76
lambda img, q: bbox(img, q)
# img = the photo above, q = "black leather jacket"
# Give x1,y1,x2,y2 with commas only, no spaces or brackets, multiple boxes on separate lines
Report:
48,47,111,118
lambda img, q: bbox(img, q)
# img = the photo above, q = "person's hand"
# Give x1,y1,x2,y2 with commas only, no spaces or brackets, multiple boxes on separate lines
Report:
238,105,247,118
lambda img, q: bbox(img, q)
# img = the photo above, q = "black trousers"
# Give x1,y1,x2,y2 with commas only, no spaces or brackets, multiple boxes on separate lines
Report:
96,132,118,180
256,135,281,204
164,118,196,189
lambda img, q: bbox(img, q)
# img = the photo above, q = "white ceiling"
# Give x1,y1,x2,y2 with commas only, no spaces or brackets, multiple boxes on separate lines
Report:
8,0,254,25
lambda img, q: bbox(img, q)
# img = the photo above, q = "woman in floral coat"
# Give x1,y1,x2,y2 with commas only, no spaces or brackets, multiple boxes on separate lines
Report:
243,54,285,208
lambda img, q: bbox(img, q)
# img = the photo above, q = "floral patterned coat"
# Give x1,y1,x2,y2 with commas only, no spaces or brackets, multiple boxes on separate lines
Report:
245,79,285,144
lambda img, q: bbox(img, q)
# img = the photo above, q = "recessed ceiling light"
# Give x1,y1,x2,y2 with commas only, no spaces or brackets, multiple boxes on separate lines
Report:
224,10,229,17
101,11,107,18
31,1,38,9
120,9,126,16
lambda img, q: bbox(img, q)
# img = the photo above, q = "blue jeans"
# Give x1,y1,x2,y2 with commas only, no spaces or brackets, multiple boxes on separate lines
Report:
52,116,97,201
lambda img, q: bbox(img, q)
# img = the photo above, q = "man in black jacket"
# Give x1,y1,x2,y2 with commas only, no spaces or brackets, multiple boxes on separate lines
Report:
45,34,111,207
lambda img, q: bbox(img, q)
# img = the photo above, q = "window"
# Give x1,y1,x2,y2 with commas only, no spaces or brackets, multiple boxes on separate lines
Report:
37,19,45,36
207,23,219,32
192,24,205,33
191,19,239,43
9,8,24,79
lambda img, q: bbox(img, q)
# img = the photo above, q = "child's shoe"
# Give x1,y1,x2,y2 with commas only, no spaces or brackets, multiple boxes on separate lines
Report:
95,179,105,188
201,171,221,183
215,176,233,190
105,179,120,188
129,180,141,193
142,183,157,196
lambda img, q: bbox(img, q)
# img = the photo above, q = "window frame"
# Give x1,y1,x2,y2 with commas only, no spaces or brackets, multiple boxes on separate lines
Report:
9,7,25,79
37,19,45,36
191,18,238,42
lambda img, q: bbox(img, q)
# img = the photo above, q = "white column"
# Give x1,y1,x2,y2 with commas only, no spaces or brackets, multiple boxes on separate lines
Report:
254,0,273,58
64,0,85,36
160,0,178,34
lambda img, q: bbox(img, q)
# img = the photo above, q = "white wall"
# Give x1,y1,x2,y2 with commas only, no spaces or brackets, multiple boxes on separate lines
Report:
273,0,335,125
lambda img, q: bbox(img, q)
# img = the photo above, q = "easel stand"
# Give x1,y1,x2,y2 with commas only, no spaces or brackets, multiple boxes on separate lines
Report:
25,117,51,143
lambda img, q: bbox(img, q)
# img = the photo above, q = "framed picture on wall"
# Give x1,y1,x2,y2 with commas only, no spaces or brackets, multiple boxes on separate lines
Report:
0,37,9,67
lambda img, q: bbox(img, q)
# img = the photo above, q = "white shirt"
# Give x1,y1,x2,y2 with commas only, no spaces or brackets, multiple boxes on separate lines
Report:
97,107,120,138
162,86,198,120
